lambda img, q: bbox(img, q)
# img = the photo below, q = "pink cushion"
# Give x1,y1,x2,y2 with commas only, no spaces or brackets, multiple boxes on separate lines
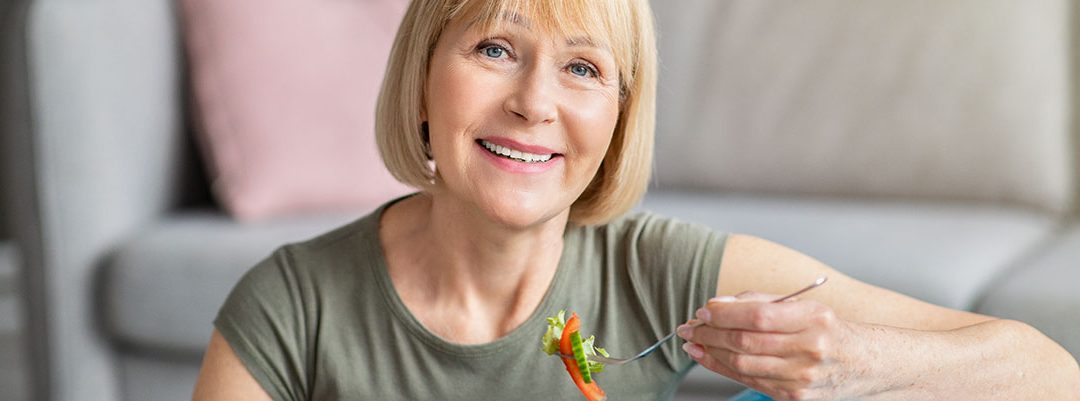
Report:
181,0,411,221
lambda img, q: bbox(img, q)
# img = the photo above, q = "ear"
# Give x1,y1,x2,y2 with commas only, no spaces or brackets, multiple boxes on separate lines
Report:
421,122,433,161
419,89,428,121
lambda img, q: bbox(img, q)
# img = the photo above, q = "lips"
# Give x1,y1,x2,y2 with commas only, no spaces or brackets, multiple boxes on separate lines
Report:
476,138,562,164
478,140,554,163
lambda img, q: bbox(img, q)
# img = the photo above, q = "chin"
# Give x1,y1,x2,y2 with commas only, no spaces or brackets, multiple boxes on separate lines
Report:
478,191,567,230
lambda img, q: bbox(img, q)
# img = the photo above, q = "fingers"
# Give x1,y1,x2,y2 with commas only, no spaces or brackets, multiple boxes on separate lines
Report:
689,328,789,356
696,294,836,333
683,339,837,400
713,291,775,303
684,342,790,378
682,293,846,400
680,296,838,360
684,342,828,400
679,324,831,361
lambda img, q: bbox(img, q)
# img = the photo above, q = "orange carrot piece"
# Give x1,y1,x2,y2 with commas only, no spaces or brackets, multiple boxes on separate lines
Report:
559,313,607,401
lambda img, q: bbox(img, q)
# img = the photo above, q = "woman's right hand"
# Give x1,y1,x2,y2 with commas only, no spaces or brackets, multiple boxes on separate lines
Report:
677,292,867,401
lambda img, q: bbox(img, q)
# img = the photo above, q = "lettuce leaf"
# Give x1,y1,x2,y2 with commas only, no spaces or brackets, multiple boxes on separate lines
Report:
542,310,566,355
581,334,609,374
542,310,608,374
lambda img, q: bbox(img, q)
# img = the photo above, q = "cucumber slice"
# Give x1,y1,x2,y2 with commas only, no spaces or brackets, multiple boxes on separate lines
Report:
570,331,592,383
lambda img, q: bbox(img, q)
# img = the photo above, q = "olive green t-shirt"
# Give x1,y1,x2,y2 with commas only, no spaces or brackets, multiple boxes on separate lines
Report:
215,199,727,401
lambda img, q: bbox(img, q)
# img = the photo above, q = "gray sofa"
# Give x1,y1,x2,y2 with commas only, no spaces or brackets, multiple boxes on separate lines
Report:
3,1,1078,401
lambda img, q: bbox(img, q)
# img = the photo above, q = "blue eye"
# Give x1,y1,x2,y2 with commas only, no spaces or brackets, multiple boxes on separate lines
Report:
569,63,596,78
483,46,505,58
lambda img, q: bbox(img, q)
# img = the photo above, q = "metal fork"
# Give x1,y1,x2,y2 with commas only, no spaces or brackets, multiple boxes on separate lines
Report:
567,276,828,366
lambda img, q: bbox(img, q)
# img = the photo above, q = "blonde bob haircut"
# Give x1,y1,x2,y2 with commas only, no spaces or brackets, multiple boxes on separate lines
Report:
376,0,657,226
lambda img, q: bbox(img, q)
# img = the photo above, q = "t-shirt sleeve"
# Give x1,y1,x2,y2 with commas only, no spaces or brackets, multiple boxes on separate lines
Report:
214,246,311,401
618,212,727,371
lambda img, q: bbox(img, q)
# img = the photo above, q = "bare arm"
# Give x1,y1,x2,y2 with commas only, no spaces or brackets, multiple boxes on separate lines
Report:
191,329,275,401
680,234,1080,400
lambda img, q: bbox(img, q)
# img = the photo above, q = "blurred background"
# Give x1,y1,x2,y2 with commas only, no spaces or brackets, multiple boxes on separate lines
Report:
1,0,1078,401
2,0,31,399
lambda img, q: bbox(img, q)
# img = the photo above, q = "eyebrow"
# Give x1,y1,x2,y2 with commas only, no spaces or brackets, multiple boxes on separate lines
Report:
471,11,609,51
566,36,602,49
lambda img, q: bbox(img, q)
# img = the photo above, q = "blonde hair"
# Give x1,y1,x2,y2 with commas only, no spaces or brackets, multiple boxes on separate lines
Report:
376,0,657,225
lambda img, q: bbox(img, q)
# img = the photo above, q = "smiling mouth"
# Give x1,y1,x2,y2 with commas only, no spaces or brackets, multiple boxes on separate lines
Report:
477,139,559,163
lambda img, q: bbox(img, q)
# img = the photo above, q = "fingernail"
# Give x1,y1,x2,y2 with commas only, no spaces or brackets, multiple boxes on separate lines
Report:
695,307,711,322
682,343,704,359
708,295,737,303
677,324,692,340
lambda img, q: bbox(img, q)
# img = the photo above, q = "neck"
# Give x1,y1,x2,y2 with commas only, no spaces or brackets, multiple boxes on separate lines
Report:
380,192,568,343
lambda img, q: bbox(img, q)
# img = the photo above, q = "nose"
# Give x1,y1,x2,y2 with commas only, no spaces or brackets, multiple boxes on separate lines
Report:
503,64,558,125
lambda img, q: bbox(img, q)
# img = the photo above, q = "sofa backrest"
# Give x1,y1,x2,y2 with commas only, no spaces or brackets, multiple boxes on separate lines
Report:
650,0,1074,214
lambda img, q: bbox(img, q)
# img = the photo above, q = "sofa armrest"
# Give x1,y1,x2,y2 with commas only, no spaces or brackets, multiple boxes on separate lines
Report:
3,1,187,400
976,223,1080,359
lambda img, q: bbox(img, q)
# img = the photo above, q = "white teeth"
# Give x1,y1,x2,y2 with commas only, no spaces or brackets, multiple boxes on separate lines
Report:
479,140,554,163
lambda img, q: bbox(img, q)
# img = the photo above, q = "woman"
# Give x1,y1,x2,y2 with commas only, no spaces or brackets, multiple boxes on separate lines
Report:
192,0,1080,400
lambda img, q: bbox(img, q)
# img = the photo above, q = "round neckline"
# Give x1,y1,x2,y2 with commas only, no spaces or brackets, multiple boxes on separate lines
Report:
364,197,578,358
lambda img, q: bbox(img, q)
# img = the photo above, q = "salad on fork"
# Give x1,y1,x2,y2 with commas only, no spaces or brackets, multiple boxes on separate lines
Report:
541,310,609,401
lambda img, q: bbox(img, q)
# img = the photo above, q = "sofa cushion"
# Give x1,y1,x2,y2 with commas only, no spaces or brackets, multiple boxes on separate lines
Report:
117,353,202,401
0,242,20,333
181,0,411,221
101,212,359,355
650,0,1072,213
640,190,1058,310
975,223,1080,358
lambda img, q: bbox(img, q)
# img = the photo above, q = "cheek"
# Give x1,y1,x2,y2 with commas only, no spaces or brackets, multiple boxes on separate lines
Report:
566,95,620,158
428,66,480,123
425,69,477,156
425,65,500,155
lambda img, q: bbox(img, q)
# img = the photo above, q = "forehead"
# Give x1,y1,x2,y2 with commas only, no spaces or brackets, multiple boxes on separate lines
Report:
450,0,627,51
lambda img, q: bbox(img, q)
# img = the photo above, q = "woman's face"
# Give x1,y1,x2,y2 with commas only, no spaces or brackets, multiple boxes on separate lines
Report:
425,14,621,229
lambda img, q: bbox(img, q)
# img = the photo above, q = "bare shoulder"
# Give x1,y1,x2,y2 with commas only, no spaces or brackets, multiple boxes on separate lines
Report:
191,330,275,401
717,234,992,330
